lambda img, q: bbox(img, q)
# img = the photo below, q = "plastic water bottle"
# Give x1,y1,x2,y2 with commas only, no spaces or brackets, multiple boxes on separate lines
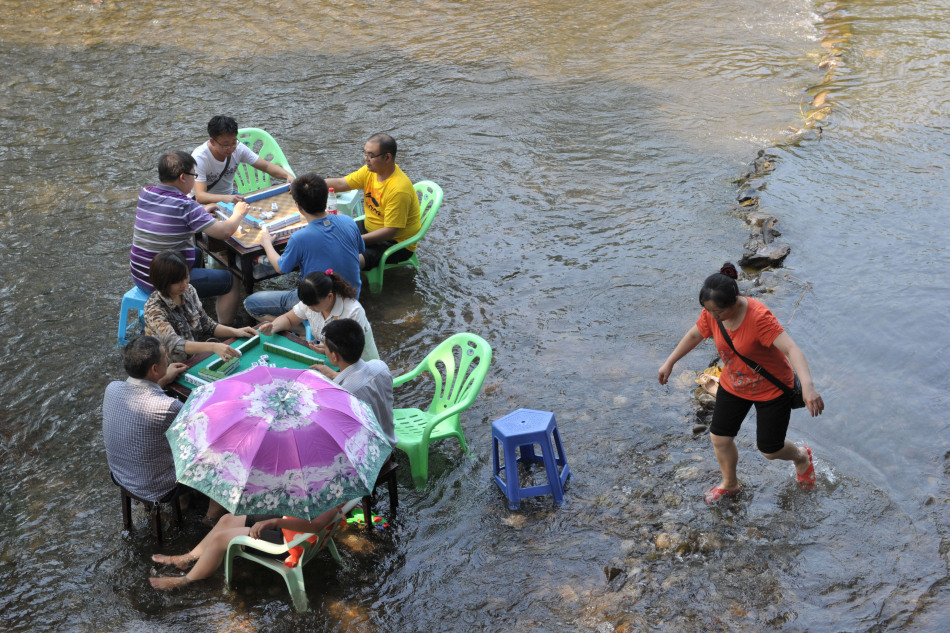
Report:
326,188,338,215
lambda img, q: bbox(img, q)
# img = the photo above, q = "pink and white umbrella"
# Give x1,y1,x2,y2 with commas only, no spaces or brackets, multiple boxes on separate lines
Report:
166,366,391,520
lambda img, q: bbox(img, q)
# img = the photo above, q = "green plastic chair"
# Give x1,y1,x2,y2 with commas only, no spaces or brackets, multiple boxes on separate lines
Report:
223,498,360,613
234,127,297,195
392,332,492,489
357,180,443,293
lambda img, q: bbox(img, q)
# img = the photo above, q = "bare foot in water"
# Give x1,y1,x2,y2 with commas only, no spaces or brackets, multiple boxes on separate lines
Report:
151,553,196,571
149,575,193,591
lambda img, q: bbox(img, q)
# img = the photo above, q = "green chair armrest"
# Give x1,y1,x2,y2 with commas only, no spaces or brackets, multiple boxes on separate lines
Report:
227,534,295,556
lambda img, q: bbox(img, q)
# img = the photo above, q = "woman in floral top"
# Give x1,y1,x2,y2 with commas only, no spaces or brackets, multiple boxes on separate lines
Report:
144,251,257,362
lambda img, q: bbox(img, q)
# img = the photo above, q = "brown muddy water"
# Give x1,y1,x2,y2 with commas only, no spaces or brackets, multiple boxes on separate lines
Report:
1,0,949,631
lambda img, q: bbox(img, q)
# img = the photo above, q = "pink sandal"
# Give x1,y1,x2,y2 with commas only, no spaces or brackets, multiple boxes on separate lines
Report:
797,446,816,491
704,486,742,503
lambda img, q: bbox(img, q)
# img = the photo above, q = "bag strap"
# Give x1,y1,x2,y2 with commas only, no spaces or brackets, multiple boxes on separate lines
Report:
717,321,793,396
205,155,231,192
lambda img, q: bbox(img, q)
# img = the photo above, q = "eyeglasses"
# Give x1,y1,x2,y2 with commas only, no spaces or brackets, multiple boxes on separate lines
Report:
184,172,197,177
363,151,385,160
213,138,239,149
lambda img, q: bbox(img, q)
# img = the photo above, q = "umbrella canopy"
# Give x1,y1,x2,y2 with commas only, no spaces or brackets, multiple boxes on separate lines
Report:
166,366,392,520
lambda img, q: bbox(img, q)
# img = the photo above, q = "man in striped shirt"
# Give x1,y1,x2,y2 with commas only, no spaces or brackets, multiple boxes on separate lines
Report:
130,150,248,324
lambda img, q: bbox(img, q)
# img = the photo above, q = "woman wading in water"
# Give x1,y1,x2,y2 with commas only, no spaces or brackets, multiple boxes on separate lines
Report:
658,263,825,502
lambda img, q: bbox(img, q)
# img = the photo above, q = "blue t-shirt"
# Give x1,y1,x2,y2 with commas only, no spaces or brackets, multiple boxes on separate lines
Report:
278,215,365,294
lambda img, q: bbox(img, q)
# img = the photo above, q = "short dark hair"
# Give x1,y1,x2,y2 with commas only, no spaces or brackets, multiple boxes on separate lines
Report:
322,319,365,364
158,150,196,183
298,270,357,305
367,132,397,158
149,251,190,297
699,262,740,308
207,115,238,139
290,173,329,216
124,335,164,379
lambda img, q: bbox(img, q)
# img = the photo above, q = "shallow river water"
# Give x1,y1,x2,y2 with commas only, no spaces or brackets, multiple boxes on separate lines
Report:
1,0,948,631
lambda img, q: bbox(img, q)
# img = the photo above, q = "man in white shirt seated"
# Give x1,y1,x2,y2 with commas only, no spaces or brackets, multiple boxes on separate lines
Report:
192,115,294,204
313,319,397,446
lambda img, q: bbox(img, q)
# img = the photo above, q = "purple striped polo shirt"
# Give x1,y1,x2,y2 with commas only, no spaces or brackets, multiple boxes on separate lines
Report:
129,184,216,292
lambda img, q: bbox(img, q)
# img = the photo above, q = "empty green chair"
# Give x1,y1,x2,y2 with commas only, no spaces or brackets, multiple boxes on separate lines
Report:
223,497,360,613
234,127,296,195
358,180,442,293
392,332,492,489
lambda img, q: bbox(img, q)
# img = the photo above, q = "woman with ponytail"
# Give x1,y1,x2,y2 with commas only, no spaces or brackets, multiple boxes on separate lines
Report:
658,263,824,502
260,269,380,361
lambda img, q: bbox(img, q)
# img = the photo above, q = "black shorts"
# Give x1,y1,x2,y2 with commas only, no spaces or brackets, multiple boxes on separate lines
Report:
709,386,791,454
244,514,285,557
357,220,414,270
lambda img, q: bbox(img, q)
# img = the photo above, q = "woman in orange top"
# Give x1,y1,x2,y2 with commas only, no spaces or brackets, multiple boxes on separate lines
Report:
658,263,824,502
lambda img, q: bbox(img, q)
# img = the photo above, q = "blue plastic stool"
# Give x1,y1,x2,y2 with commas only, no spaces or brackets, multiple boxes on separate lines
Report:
491,409,571,510
117,286,150,346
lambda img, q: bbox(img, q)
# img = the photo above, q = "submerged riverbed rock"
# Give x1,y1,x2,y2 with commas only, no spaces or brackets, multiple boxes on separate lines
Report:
740,216,790,268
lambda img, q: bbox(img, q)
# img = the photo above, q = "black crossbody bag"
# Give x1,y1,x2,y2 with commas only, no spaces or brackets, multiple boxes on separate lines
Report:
717,321,806,409
205,155,232,192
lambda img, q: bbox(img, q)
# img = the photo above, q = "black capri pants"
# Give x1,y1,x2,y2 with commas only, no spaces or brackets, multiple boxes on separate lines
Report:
709,386,792,454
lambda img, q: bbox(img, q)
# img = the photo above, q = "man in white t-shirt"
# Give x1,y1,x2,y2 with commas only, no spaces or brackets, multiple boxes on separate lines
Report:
191,115,295,204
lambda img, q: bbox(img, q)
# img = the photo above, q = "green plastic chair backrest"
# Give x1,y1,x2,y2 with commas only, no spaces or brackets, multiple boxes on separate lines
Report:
418,333,492,416
235,127,296,194
409,180,442,245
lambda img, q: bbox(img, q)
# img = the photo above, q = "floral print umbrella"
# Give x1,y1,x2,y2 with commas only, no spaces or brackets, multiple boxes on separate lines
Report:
166,366,392,520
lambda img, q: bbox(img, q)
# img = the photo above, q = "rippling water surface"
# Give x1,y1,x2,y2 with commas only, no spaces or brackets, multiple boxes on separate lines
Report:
1,0,948,631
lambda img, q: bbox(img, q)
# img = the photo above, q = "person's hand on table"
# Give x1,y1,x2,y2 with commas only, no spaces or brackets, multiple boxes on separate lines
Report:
212,342,241,361
310,363,338,379
307,341,327,355
203,202,220,214
258,322,277,335
225,193,246,204
233,326,258,338
233,200,249,218
249,518,279,540
260,225,273,247
165,362,188,380
158,362,189,387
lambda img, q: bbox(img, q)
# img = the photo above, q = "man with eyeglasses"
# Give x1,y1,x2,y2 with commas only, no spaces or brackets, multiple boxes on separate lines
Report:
130,150,248,325
192,115,295,204
325,133,421,271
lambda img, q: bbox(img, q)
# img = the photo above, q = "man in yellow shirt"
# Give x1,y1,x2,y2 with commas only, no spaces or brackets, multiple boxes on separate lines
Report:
326,133,421,271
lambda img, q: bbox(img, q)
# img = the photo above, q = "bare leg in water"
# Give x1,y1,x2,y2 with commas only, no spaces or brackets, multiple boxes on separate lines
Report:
150,514,249,590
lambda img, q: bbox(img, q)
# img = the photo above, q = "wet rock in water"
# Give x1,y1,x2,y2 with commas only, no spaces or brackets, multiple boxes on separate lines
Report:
655,532,672,550
693,423,709,434
740,217,790,268
604,563,625,582
741,242,791,268
737,188,761,205
502,514,527,529
696,392,716,410
744,209,776,227
697,532,723,552
557,583,579,602
619,539,638,556
751,149,778,175
755,270,785,290
674,464,701,481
